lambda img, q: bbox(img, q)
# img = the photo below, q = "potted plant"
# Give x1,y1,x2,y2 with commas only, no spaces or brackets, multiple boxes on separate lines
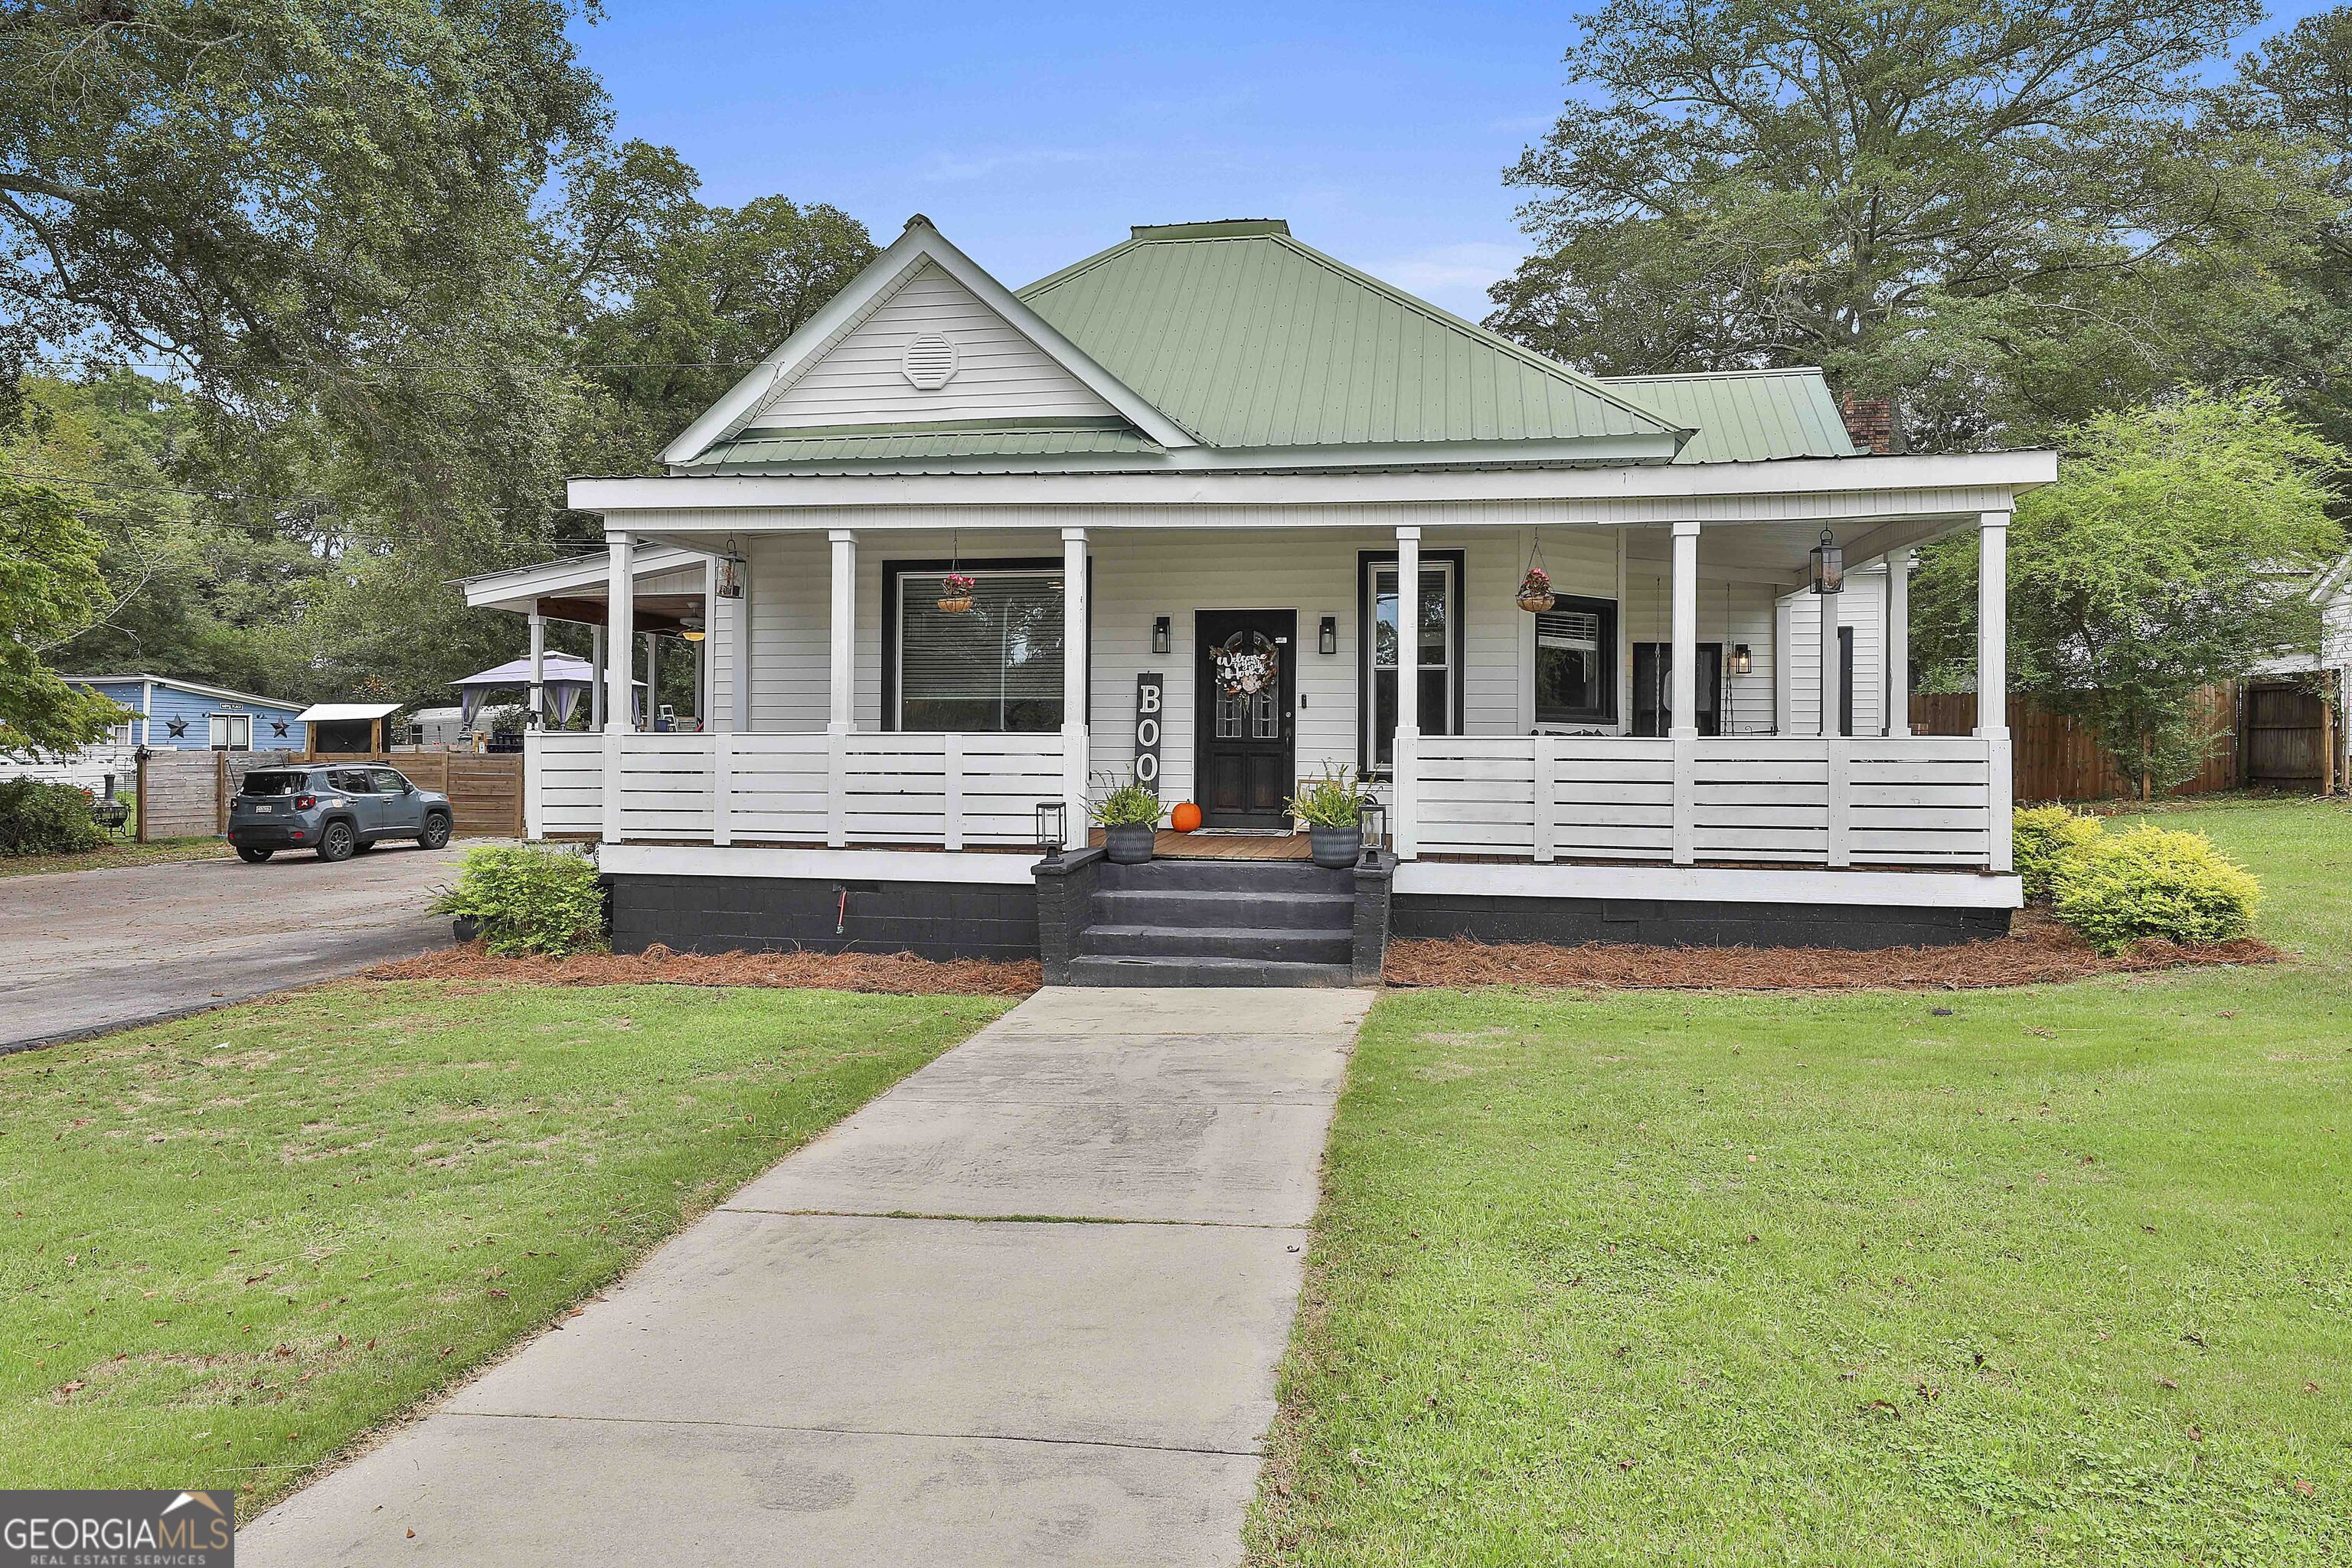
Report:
1287,765,1372,868
1089,772,1163,864
937,571,977,613
1517,565,1556,612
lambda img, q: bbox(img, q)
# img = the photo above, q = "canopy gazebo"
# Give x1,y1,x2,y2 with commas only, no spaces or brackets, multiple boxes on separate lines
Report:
453,652,647,732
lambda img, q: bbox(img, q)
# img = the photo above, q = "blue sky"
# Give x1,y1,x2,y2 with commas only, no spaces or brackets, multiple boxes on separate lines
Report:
573,1,2334,322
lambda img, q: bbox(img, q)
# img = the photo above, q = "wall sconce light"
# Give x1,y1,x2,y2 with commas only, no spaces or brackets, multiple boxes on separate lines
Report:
1318,615,1338,655
1034,800,1067,857
1729,642,1753,676
1809,528,1845,595
1152,616,1170,655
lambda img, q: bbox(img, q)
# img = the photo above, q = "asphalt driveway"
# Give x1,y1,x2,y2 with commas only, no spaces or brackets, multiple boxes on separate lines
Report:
0,843,481,1050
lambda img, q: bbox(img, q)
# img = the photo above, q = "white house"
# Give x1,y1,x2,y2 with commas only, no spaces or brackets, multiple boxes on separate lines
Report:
474,216,2052,983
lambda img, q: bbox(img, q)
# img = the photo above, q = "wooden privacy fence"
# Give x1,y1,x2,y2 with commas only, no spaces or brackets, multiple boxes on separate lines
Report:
136,750,523,841
1909,687,2241,802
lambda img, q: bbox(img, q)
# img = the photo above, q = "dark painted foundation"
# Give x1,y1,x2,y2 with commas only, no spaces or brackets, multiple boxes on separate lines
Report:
609,873,1040,962
1391,893,2011,950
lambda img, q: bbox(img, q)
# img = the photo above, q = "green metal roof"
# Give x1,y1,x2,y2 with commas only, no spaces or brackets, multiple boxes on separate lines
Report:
1016,227,1686,450
1599,368,1865,464
687,418,1162,470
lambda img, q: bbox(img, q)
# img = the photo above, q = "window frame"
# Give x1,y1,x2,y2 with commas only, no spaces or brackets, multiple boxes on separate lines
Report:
1531,593,1619,728
1356,549,1468,775
880,556,1090,733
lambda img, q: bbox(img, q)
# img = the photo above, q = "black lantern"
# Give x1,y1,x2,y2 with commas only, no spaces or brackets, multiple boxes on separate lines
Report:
1729,643,1753,676
1359,800,1388,858
1152,616,1171,655
1809,528,1844,595
1035,800,1067,856
1319,615,1338,655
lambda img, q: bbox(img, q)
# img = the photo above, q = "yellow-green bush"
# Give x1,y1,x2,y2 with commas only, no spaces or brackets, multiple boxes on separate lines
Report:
2012,805,2105,901
430,844,607,956
2050,825,2260,953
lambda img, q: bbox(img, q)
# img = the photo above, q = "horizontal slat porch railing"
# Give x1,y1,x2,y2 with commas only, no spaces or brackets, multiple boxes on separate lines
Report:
1415,733,1996,870
525,730,1064,848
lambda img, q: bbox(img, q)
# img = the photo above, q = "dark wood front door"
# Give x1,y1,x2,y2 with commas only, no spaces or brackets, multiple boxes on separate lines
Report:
1195,609,1296,828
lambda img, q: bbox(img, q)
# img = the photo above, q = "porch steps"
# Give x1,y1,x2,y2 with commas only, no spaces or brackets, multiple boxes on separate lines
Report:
1071,858,1358,987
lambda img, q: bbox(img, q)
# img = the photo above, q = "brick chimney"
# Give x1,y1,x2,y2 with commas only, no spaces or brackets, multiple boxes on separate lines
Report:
1837,391,1903,455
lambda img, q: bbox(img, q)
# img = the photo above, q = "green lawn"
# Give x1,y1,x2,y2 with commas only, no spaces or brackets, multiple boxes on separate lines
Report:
1254,797,2352,1566
1,835,229,879
0,982,1008,1508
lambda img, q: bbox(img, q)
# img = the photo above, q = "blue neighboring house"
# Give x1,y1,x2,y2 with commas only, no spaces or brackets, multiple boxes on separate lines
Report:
60,674,309,751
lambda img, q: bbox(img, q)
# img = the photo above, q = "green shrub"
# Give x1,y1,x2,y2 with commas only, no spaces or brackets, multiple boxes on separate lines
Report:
2050,825,2260,953
0,777,103,855
1086,773,1163,828
2012,805,2105,901
1285,763,1372,828
430,844,608,956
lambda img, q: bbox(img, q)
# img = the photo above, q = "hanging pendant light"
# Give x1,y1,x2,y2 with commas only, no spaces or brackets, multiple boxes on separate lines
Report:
1809,528,1845,596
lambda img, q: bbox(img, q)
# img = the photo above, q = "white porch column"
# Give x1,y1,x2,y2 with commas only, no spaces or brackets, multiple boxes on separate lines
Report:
1818,577,1844,739
602,531,635,841
730,554,753,733
828,530,856,733
589,626,606,732
1061,527,1089,833
644,633,660,727
1977,512,2013,871
1669,521,1700,864
526,604,546,729
1885,550,1912,737
1393,526,1421,859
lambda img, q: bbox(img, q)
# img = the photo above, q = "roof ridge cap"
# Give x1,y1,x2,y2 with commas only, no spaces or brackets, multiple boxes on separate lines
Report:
1260,233,1687,440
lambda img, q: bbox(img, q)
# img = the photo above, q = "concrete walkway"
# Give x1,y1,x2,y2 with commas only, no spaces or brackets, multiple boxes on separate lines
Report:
243,986,1372,1567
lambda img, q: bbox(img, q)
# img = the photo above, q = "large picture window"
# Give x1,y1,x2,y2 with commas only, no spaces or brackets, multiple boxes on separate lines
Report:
893,567,1065,732
1534,596,1617,727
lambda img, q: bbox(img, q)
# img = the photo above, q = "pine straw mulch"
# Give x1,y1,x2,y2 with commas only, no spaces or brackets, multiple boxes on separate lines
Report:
363,943,1041,997
1383,908,2281,992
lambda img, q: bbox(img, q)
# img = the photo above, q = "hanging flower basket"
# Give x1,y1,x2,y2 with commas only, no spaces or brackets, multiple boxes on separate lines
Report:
1516,567,1555,613
937,571,977,614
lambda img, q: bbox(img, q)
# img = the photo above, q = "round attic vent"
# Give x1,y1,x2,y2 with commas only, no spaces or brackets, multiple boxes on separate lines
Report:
902,332,958,390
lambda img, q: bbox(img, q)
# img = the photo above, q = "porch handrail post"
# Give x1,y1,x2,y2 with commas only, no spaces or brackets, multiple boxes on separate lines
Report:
527,603,546,729
602,530,635,843
1061,527,1089,835
589,626,606,732
712,730,733,847
828,529,856,735
1977,512,2014,871
1393,525,1421,859
1886,549,1912,737
1669,520,1700,865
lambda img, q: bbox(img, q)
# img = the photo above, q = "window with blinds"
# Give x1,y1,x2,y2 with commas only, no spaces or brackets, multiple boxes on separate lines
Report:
1534,596,1617,726
896,570,1065,731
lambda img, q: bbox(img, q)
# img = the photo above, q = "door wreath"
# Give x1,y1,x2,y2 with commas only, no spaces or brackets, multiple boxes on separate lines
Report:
1212,636,1279,696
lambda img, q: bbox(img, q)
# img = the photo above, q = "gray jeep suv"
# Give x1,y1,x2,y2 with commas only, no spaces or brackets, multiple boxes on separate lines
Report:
228,765,453,863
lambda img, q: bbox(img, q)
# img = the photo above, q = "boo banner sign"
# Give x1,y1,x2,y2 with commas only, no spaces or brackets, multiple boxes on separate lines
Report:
1134,674,1163,793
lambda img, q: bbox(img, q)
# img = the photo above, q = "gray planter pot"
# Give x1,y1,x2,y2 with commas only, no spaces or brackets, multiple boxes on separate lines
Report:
1310,825,1361,868
1104,824,1156,864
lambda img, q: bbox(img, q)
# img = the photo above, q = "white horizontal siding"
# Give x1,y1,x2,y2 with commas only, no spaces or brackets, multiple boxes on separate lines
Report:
756,262,1119,429
1783,565,1888,737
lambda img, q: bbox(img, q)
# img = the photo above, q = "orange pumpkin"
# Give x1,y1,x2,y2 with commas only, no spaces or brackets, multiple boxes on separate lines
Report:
1170,800,1204,833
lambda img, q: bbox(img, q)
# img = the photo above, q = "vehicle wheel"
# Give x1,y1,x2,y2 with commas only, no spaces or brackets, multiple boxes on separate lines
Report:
418,812,452,851
237,847,274,864
317,821,356,862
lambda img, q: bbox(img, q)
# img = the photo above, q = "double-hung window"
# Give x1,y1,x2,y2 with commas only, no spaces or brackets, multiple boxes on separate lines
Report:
1361,554,1460,771
894,568,1066,732
1534,596,1617,727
